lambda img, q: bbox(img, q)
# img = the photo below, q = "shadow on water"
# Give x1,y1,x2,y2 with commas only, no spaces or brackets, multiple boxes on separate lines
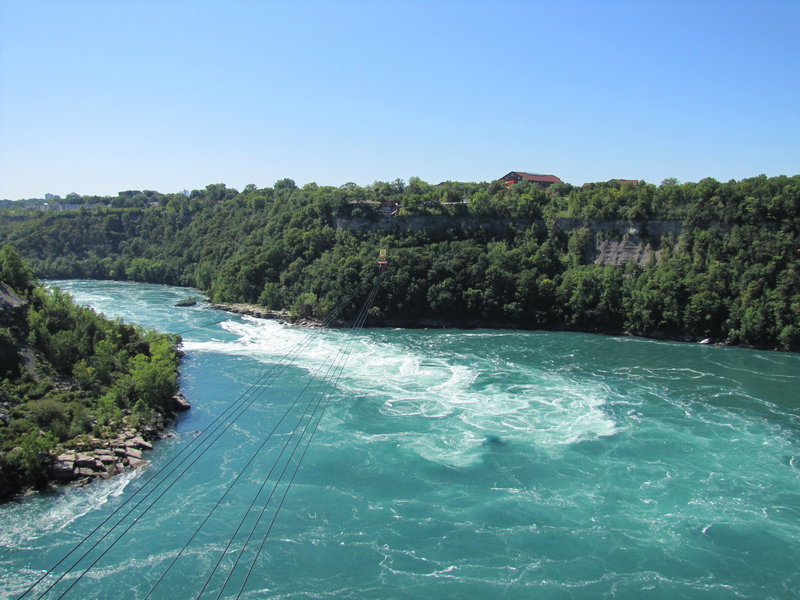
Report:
482,434,507,449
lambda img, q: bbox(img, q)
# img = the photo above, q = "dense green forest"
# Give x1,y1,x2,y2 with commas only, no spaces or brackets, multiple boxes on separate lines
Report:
1,175,798,351
0,247,181,499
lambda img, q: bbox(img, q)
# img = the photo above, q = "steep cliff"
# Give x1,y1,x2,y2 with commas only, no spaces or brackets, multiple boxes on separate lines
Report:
334,215,686,266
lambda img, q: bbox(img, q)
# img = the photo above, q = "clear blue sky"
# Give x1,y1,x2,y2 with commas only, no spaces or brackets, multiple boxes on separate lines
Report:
1,0,798,199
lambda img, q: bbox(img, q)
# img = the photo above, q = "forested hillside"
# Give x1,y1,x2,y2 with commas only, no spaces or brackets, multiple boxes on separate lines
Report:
0,247,182,499
1,175,798,351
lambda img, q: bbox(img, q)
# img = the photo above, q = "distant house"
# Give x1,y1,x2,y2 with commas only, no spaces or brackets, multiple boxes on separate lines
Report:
500,171,563,189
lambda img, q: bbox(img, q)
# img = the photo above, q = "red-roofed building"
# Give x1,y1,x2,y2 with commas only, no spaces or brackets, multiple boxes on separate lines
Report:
500,171,563,189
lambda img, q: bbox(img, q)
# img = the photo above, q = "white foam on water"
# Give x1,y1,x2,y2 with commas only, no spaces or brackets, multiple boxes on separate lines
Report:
182,317,317,360
0,469,142,552
343,346,618,466
181,317,619,467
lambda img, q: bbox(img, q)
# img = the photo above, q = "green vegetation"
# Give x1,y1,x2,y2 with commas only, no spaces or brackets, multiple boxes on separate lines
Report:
0,247,181,499
0,175,798,351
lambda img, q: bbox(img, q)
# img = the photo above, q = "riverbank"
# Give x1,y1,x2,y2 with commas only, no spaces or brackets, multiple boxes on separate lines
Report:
0,271,189,503
207,303,749,349
1,393,191,502
46,393,191,491
209,303,328,327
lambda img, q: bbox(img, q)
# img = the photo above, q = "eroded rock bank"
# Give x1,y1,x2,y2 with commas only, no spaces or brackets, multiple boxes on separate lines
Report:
48,393,191,488
208,303,737,349
210,303,325,327
209,303,289,320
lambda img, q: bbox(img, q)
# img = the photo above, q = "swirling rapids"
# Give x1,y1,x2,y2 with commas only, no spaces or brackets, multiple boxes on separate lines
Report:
2,281,798,600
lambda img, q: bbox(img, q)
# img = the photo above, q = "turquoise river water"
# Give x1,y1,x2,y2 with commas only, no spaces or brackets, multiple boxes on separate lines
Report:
1,280,799,599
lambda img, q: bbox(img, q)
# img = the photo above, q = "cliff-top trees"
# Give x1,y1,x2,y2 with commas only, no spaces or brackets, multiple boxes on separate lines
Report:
1,175,798,350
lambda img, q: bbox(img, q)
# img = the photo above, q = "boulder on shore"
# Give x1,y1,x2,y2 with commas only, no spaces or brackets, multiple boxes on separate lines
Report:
124,447,143,460
74,454,100,469
171,392,191,412
52,459,75,481
129,436,153,450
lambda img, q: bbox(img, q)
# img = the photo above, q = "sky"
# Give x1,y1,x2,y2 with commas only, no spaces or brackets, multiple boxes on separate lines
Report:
1,0,799,199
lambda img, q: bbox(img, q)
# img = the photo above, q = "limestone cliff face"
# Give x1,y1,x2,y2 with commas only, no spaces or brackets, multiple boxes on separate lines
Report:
334,216,685,266
334,215,534,236
591,235,656,266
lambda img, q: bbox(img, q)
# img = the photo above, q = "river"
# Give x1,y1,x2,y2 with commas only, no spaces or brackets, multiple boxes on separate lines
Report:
2,280,799,599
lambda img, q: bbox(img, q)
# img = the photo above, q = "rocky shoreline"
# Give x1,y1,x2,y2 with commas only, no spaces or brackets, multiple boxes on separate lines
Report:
47,392,191,489
209,302,289,320
209,303,326,327
208,303,742,348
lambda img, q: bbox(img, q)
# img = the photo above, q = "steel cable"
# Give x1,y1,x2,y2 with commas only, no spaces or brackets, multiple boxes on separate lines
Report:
18,287,361,600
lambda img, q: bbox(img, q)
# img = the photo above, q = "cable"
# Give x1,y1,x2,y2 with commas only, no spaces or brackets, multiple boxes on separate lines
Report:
144,330,347,599
232,277,382,599
47,292,361,600
172,316,231,335
186,280,383,599
18,288,361,600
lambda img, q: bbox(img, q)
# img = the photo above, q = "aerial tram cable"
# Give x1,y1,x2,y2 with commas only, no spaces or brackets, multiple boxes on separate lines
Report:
224,278,382,599
20,255,386,599
232,276,382,599
17,288,362,600
153,276,384,599
143,320,355,599
205,281,382,600
42,291,363,600
194,342,347,599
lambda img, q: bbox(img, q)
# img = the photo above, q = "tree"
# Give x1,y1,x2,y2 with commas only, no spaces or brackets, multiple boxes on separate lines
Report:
274,178,297,192
290,292,318,318
129,348,178,414
0,246,33,293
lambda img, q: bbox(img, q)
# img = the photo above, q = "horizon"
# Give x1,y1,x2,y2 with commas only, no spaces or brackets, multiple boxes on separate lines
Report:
2,1,799,200
1,170,797,203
